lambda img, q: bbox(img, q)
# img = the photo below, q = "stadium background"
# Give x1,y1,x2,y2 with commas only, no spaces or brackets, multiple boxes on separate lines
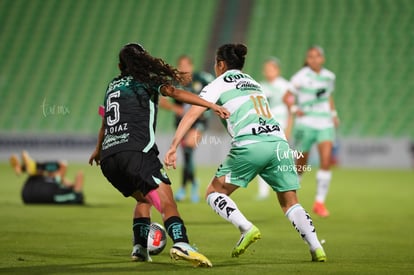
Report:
0,1,413,274
0,0,413,167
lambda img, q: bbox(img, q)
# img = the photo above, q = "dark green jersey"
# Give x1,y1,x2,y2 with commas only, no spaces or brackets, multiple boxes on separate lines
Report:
100,76,160,160
174,71,214,105
174,71,214,126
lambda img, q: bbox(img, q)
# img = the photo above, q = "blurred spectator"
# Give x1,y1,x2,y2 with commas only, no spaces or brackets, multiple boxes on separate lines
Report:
160,55,214,203
284,46,339,217
256,57,295,200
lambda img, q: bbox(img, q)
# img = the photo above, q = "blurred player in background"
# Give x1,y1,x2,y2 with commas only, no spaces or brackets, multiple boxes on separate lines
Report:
284,46,339,217
165,43,327,262
89,43,228,266
10,151,84,204
256,57,295,200
160,55,214,203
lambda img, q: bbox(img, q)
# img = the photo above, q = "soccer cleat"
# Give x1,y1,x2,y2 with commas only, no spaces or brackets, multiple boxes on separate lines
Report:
131,244,152,262
311,247,327,262
256,194,269,201
21,151,36,176
174,187,186,202
231,225,262,257
9,154,22,175
170,242,212,267
313,202,330,217
191,181,200,203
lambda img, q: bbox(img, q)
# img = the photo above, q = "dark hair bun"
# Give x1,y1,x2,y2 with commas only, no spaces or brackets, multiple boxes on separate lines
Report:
234,44,247,58
216,43,248,70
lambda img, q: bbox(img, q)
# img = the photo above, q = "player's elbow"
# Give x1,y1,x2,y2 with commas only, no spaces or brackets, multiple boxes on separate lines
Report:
160,85,176,97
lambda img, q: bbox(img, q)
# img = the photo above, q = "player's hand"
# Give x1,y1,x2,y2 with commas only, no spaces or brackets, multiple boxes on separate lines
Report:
164,148,177,170
211,104,230,119
88,148,101,166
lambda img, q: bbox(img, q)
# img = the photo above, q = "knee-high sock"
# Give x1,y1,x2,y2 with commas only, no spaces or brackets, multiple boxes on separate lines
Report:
207,192,252,233
315,170,332,203
183,147,195,186
133,217,150,247
164,216,189,244
285,204,322,251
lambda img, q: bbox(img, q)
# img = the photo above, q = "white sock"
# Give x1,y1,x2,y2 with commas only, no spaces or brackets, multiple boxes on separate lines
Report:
285,204,322,251
315,170,332,203
257,176,270,198
207,192,252,233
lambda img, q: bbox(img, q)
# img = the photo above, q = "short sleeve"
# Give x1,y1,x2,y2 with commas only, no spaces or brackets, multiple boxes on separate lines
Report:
198,79,222,104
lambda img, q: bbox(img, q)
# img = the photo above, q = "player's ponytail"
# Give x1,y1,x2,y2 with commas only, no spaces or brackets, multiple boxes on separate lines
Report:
216,43,248,70
118,43,186,87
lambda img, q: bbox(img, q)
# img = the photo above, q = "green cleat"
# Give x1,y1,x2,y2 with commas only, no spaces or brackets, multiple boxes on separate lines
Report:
231,225,262,257
311,247,327,262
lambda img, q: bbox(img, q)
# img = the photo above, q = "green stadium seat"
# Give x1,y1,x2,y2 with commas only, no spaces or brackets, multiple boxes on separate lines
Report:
245,0,414,138
0,0,218,134
0,0,412,139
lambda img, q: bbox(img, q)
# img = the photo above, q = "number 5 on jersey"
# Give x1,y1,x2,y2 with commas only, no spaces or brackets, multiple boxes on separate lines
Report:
106,91,120,126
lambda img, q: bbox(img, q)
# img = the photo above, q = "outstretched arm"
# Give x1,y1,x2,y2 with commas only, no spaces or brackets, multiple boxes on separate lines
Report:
160,85,229,119
89,118,105,166
164,105,210,169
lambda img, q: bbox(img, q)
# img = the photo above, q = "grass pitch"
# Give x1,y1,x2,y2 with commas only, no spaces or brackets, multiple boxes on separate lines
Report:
0,163,413,274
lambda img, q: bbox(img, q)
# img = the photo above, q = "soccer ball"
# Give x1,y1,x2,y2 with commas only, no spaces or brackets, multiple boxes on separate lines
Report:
147,222,167,255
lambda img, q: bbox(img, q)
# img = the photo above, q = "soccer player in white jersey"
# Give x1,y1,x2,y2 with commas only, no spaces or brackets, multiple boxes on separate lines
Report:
256,57,295,199
165,44,327,262
283,46,339,217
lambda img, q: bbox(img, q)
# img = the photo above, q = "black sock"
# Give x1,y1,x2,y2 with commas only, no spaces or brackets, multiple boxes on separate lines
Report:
183,147,195,183
133,217,150,247
164,216,189,244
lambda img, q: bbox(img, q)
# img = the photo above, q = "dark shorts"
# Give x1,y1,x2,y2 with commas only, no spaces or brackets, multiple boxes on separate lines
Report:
100,150,171,197
22,176,84,204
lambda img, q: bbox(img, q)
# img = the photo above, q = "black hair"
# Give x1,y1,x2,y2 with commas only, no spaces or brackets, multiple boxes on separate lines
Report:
118,43,185,87
216,44,247,70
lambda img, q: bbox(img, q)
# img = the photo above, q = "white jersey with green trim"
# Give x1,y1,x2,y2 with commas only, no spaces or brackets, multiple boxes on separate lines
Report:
290,66,335,129
199,69,286,147
260,76,293,129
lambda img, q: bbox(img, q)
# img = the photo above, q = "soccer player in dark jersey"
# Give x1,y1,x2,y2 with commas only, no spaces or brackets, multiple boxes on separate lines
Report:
10,151,84,204
160,55,214,203
89,43,229,267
